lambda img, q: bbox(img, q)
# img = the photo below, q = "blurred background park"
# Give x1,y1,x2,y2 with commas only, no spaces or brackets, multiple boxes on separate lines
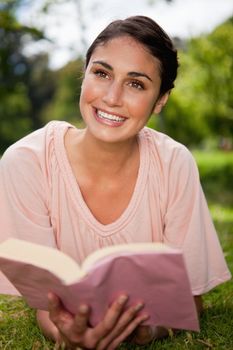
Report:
0,1,233,348
1,0,233,209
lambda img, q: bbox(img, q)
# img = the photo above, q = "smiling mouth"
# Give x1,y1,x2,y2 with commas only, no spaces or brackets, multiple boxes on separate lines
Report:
96,109,126,123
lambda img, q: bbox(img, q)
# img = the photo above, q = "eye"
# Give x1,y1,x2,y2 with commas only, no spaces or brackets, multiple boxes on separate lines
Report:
128,80,145,90
93,69,109,79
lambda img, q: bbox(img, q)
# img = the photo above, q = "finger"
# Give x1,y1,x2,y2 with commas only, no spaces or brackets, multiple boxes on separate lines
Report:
96,303,146,350
106,313,150,350
48,292,73,327
48,292,62,321
93,294,128,340
48,292,60,311
52,304,89,348
72,304,90,334
48,295,90,348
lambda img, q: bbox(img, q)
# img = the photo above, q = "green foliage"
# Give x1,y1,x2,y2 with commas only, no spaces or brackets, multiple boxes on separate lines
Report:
0,4,232,152
0,0,84,153
0,0,48,152
42,59,84,126
153,17,233,147
187,18,233,139
26,54,56,130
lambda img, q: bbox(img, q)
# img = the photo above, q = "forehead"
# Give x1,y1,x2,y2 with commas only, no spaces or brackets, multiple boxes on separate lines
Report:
89,36,161,75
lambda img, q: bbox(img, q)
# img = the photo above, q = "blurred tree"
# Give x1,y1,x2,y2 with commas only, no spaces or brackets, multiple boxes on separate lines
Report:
1,0,231,152
26,53,56,130
190,17,233,141
41,58,83,126
151,16,233,148
0,0,47,152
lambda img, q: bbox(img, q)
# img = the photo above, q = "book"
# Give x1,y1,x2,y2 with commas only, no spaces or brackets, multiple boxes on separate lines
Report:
0,238,199,331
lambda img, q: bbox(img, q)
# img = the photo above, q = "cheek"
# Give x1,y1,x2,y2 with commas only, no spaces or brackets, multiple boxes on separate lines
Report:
132,95,157,117
80,81,96,104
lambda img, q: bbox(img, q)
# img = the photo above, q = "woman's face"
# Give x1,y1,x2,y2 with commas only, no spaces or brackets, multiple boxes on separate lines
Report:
80,36,166,144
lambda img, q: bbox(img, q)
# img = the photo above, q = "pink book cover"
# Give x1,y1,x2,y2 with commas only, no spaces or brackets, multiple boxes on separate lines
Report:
0,240,199,331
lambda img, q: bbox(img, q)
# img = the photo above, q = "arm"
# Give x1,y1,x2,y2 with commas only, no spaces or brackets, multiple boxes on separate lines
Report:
163,147,230,295
0,133,57,294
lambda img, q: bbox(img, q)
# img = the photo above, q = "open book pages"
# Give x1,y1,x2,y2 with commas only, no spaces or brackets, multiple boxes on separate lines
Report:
82,241,179,272
0,239,83,283
0,239,179,284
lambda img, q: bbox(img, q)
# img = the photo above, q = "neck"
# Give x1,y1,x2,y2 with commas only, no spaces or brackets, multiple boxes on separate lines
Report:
77,129,139,176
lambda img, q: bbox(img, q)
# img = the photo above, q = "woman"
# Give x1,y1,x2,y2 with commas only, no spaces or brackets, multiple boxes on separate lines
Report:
0,16,231,349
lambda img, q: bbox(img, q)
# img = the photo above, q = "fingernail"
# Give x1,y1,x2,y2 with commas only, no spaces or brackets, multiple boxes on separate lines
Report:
79,304,88,313
134,302,144,311
47,292,54,301
118,295,128,305
47,292,57,306
141,313,150,321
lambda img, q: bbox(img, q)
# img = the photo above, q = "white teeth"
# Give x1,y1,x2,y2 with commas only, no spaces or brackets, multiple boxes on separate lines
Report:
97,110,125,122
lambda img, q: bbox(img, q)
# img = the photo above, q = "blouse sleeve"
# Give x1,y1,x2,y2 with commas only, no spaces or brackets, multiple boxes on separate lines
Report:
162,146,231,295
0,127,57,295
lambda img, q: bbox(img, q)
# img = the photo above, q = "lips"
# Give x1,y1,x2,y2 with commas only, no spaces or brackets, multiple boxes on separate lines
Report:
95,109,127,126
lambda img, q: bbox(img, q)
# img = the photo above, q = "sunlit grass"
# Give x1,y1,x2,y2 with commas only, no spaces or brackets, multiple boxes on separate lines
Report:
192,150,233,167
209,204,233,223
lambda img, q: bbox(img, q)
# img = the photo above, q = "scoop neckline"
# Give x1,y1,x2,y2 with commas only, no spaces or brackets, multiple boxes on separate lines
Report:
54,122,149,236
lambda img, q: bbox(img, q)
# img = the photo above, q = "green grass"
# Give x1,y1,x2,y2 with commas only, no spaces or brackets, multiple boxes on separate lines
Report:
0,150,232,349
0,296,54,349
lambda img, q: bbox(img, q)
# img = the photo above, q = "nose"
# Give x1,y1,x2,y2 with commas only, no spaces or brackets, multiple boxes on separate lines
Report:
102,81,123,107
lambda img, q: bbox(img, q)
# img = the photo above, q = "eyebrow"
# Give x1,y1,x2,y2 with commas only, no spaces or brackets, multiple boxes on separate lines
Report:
92,60,153,82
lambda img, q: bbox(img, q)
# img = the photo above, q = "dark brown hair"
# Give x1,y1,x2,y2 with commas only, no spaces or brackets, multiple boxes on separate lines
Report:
85,16,179,96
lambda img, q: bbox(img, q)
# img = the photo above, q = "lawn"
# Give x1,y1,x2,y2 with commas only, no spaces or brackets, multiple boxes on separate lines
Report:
0,151,232,350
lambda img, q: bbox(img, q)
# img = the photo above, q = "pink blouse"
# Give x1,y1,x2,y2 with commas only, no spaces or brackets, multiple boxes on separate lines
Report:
0,121,231,295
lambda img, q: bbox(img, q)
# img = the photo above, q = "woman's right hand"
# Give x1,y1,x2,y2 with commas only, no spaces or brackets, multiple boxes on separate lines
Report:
47,292,149,349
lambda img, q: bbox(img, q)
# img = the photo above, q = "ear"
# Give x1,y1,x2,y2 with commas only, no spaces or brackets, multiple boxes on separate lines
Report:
153,92,170,114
